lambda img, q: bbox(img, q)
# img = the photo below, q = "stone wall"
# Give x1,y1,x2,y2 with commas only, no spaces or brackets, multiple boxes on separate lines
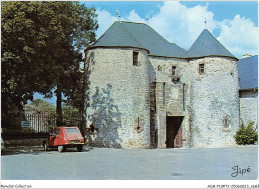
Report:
187,57,240,147
85,47,244,149
85,48,151,148
239,90,258,127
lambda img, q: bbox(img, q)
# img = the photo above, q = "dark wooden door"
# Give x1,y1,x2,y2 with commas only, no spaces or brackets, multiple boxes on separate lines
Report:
166,116,183,148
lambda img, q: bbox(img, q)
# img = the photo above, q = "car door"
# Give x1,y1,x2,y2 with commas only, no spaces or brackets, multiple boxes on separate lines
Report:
53,128,62,146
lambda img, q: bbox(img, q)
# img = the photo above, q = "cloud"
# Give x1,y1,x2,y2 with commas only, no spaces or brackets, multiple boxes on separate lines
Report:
95,8,117,38
127,10,146,23
217,15,258,58
94,2,258,58
95,2,217,51
95,9,146,38
149,1,216,50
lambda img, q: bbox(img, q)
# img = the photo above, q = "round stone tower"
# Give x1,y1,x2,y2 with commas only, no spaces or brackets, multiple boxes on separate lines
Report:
186,29,240,147
85,21,151,148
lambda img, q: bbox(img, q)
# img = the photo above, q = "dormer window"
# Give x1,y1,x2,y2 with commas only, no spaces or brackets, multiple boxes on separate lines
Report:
199,63,205,74
133,51,139,66
172,66,177,76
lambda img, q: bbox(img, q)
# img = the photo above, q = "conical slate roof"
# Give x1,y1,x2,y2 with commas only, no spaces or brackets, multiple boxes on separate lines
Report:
92,21,187,58
92,21,146,50
187,29,237,59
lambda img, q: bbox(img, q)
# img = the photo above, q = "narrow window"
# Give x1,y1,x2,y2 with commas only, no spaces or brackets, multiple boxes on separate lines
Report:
133,51,139,66
90,124,95,132
224,119,228,128
182,83,185,111
199,63,204,74
158,65,162,71
135,117,143,133
137,117,140,130
172,66,177,76
223,116,230,129
163,82,165,105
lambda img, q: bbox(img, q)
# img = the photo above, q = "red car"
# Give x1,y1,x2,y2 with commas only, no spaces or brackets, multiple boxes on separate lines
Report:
43,127,84,152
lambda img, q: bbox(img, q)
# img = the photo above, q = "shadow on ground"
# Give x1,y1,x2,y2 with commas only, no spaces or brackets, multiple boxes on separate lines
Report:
1,146,91,156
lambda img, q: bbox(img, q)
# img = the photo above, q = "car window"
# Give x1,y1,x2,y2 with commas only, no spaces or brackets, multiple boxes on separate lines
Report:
55,129,61,135
65,128,79,134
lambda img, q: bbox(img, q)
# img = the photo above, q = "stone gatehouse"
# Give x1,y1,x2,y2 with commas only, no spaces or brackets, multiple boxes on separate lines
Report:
84,21,258,149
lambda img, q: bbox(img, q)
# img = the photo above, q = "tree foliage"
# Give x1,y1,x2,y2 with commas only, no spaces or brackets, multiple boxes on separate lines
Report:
1,1,98,126
234,121,258,145
62,105,81,126
25,100,80,126
24,99,56,114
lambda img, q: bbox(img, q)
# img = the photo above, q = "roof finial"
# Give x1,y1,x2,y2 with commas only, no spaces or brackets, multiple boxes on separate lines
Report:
204,17,207,29
116,8,121,22
146,14,149,25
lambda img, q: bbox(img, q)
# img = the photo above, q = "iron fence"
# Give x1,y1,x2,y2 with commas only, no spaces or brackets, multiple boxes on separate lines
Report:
2,112,82,134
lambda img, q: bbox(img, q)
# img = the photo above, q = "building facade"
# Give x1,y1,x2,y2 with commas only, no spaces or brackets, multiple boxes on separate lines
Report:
84,21,257,149
237,55,258,128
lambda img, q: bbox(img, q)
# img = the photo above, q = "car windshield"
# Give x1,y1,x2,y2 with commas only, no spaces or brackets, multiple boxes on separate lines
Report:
65,128,79,134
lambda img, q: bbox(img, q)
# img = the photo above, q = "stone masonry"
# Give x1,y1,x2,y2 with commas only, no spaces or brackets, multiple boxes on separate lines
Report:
187,57,240,147
86,48,151,149
83,21,253,149
239,90,258,127
85,49,240,148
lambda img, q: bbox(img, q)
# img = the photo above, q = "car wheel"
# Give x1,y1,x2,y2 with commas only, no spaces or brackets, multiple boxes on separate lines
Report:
58,145,64,153
44,143,49,151
77,145,83,152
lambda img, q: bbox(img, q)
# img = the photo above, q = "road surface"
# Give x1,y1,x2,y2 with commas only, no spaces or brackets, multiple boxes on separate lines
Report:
1,145,258,180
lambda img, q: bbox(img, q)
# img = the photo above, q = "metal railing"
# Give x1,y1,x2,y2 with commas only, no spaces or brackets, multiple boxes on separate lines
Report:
2,112,81,134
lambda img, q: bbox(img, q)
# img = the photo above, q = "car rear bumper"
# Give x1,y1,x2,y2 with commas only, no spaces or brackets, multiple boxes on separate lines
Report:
64,143,84,147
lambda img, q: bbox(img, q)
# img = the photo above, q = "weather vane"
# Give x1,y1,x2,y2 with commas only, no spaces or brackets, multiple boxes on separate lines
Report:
116,8,121,21
146,14,149,25
204,17,207,29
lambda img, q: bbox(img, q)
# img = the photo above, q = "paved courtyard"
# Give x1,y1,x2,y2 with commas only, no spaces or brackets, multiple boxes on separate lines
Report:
1,145,258,180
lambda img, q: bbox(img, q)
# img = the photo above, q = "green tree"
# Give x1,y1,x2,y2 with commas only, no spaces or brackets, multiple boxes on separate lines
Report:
1,2,98,128
62,105,81,126
63,51,96,133
23,99,56,133
25,99,56,114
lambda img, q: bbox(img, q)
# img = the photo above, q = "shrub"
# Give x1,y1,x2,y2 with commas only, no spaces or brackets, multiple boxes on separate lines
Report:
22,127,35,133
234,121,258,145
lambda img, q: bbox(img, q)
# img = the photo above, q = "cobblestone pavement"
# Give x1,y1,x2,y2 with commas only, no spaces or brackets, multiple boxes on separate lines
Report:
1,145,258,180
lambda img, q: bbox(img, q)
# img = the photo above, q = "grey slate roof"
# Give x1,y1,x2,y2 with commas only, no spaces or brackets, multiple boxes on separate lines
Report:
92,21,187,58
92,21,146,50
187,29,237,59
237,55,258,90
92,21,237,60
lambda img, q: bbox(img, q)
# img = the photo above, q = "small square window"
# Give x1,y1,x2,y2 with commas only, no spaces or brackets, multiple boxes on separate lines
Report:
199,64,204,74
172,66,177,76
133,51,139,66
